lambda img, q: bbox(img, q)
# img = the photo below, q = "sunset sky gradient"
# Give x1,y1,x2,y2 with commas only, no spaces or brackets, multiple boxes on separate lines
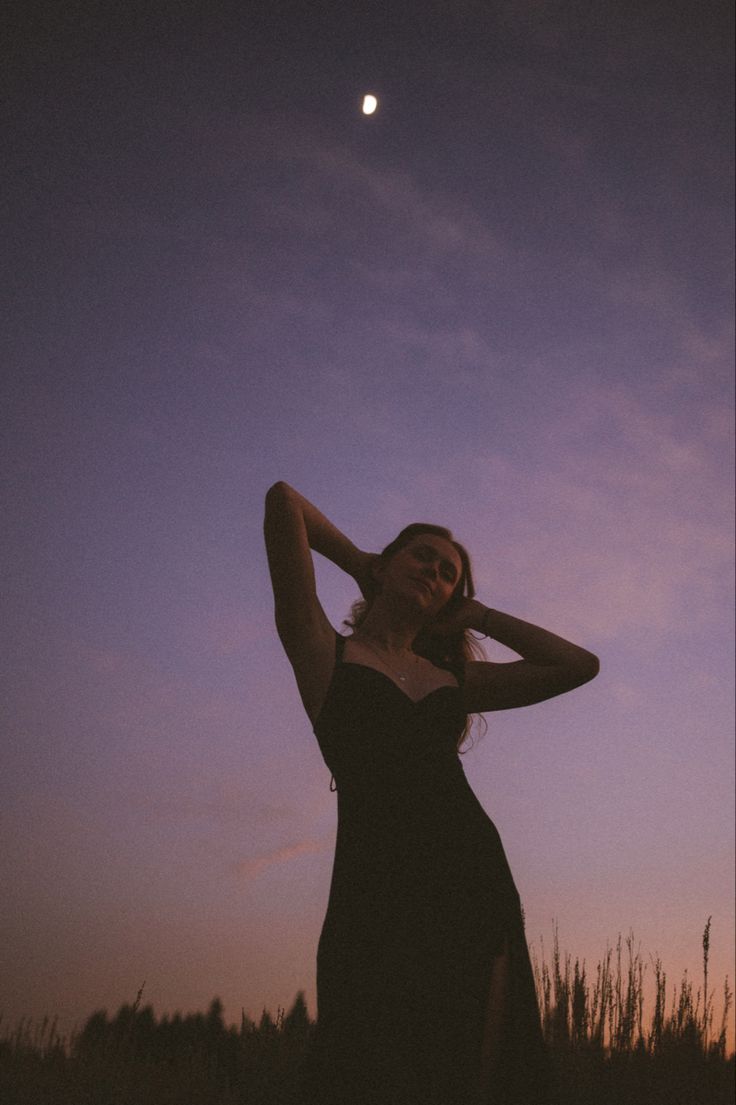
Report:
3,0,734,1046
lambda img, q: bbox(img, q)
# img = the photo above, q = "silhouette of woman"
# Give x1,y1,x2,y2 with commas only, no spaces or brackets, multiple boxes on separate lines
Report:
264,482,599,1105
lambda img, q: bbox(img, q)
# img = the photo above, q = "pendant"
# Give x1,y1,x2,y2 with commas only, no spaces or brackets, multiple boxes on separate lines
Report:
398,674,406,681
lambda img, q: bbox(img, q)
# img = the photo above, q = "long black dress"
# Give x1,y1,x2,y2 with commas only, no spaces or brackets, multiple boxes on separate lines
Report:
295,632,549,1105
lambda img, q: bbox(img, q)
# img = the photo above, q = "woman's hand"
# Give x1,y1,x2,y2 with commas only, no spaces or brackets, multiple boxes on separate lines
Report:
426,596,486,637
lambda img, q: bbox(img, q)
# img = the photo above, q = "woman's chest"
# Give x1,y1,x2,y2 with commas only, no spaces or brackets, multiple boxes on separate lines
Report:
315,666,465,761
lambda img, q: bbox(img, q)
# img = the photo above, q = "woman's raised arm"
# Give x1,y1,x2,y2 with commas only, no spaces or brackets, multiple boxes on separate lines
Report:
263,482,370,720
431,597,599,713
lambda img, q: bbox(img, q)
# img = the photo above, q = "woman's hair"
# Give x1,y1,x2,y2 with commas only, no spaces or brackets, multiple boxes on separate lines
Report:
343,523,487,752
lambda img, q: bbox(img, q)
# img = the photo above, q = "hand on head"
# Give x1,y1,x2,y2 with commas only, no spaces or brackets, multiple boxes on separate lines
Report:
424,595,479,637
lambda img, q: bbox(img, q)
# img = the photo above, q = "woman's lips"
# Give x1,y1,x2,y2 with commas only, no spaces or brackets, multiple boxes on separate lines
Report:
411,578,433,596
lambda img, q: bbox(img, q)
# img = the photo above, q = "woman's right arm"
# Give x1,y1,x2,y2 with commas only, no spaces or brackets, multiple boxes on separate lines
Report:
263,482,368,721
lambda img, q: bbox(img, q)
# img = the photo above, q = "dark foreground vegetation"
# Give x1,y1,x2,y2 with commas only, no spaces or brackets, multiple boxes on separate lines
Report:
1,922,733,1104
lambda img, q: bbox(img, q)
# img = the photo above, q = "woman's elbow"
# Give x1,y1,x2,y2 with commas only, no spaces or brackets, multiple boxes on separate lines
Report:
266,480,290,500
576,651,600,684
265,481,296,513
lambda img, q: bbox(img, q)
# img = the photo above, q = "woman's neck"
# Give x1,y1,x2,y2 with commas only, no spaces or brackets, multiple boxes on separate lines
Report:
352,602,422,653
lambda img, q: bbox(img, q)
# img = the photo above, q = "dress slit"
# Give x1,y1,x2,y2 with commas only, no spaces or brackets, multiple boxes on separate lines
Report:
474,938,511,1100
469,925,549,1105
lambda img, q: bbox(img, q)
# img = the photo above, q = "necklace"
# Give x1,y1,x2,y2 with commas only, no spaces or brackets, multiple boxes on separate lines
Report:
352,635,418,683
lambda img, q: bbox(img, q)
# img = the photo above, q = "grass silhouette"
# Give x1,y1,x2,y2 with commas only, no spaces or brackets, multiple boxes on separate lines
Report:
1,923,733,1104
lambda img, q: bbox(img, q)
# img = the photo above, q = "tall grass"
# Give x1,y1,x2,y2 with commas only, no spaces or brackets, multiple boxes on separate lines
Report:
529,919,733,1104
530,918,732,1057
1,923,733,1104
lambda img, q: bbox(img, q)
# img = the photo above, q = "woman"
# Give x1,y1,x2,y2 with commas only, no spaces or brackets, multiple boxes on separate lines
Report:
263,481,599,1105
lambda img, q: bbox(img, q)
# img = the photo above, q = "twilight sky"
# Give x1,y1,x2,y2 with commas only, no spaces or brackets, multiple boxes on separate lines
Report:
3,0,734,1046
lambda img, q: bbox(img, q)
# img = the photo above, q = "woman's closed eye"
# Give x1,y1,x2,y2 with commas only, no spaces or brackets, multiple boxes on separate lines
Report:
414,546,458,582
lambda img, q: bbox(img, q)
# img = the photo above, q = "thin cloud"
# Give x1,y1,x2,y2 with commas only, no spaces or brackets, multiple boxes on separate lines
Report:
380,321,493,372
227,114,505,268
679,320,735,371
234,837,329,881
371,373,733,643
295,145,503,262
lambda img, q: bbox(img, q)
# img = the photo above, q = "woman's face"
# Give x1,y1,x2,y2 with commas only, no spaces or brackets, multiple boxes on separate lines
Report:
377,533,464,617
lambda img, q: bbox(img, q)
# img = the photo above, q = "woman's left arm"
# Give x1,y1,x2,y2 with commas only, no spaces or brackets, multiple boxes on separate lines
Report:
443,600,599,712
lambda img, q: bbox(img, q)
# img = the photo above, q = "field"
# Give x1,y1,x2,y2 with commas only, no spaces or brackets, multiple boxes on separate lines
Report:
2,922,733,1104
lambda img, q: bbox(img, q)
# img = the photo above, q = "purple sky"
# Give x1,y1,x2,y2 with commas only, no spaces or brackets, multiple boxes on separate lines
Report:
3,0,734,1047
